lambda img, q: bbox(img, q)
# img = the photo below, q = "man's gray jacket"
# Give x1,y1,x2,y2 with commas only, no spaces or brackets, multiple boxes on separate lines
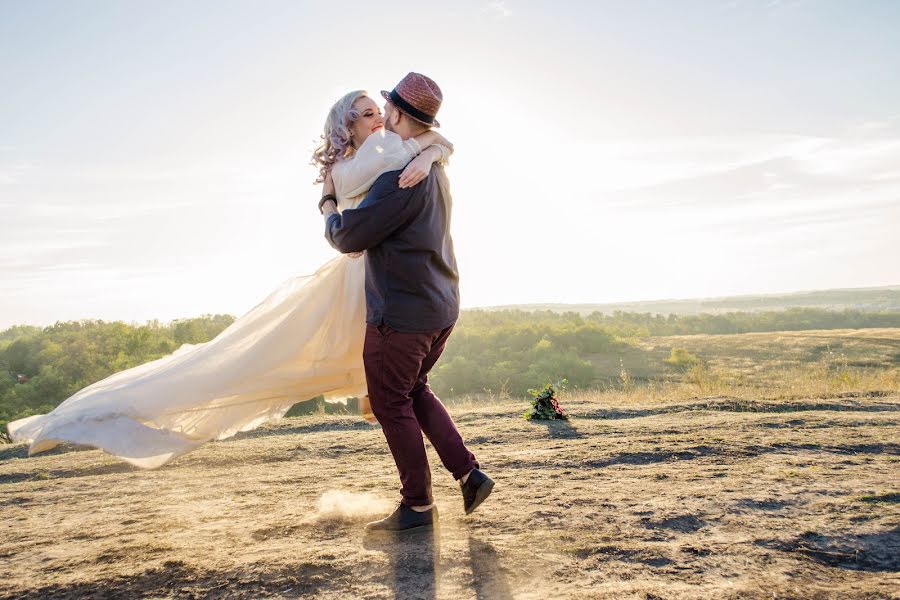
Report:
324,167,459,332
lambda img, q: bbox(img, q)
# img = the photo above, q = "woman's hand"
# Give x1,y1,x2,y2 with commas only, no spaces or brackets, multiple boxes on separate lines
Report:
347,251,363,259
398,152,434,188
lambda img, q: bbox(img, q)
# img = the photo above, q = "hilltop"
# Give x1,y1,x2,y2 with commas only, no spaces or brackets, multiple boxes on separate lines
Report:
1,387,898,599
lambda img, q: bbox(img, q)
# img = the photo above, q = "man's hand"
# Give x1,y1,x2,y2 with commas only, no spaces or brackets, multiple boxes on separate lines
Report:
323,168,336,196
319,167,338,215
321,198,338,218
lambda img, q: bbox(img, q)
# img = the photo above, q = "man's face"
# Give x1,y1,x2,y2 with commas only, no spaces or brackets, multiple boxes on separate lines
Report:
383,101,400,133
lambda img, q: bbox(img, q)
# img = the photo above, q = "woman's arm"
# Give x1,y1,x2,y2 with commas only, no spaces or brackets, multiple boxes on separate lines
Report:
412,131,453,155
333,131,421,200
398,145,449,188
398,132,454,189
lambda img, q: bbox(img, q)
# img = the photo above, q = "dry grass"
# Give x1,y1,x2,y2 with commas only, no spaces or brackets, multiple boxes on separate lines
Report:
1,387,898,599
572,364,900,406
577,327,900,382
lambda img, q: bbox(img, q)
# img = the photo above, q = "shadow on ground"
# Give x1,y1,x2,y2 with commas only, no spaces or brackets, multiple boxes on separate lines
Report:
530,418,586,439
363,527,440,599
0,559,343,600
756,526,900,572
579,396,900,421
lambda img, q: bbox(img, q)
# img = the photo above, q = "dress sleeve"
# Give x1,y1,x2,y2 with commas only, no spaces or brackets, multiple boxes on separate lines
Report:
333,130,421,200
432,143,452,165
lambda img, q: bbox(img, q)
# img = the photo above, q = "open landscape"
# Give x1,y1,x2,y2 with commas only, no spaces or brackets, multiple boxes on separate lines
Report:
2,327,898,599
4,2,900,597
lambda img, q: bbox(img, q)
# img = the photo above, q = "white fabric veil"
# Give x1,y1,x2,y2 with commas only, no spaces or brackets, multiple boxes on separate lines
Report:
7,130,426,468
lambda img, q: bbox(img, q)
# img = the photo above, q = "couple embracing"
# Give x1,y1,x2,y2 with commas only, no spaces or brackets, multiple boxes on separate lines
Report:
8,72,493,532
317,72,494,530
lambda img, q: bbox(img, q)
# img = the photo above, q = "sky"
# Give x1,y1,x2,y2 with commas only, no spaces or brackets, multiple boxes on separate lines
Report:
1,0,899,329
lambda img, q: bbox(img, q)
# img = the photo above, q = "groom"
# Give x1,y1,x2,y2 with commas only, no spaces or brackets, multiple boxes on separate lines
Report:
319,72,493,531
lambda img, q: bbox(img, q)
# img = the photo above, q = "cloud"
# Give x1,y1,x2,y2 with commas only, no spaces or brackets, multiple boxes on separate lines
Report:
724,0,807,10
0,241,112,278
791,138,900,179
484,1,512,18
0,159,38,184
564,131,900,195
851,116,900,134
523,128,900,257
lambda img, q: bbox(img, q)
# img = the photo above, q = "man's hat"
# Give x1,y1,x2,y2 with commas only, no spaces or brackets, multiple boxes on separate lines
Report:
381,72,442,128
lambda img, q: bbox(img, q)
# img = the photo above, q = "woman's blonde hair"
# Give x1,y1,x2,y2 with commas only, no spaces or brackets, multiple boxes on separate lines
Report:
310,90,368,184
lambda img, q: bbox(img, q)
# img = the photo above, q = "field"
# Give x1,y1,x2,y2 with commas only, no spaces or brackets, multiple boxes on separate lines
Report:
1,329,899,599
593,327,900,389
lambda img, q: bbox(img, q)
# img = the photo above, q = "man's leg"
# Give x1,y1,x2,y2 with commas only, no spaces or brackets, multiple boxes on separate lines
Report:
410,323,479,481
363,324,436,507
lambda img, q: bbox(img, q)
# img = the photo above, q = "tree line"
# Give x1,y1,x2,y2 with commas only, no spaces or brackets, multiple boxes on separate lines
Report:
582,307,900,337
0,316,235,433
2,307,899,432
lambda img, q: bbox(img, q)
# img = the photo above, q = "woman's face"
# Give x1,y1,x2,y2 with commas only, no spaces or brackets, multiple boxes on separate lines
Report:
348,96,384,148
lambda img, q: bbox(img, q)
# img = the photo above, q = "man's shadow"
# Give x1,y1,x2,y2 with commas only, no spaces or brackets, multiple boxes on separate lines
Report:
467,534,515,600
359,527,515,599
362,526,440,599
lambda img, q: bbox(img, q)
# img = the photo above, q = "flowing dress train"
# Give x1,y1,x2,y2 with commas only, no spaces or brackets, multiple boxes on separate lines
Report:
7,129,426,468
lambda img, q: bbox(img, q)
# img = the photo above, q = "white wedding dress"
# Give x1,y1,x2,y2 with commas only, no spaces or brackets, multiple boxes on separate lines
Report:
7,130,435,469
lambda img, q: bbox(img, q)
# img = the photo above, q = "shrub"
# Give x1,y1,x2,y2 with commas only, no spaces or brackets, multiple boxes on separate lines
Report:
664,347,702,370
524,379,569,420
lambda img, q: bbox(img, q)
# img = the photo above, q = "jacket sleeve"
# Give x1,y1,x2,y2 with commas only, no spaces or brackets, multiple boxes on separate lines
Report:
325,172,417,253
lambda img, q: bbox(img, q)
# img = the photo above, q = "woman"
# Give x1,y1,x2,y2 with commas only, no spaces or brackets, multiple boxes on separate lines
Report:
6,90,452,469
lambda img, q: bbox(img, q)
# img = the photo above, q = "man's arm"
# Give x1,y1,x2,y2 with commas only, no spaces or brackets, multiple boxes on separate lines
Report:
324,172,416,253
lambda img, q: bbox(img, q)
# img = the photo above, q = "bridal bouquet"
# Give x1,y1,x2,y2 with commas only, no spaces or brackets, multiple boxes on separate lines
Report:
524,379,569,420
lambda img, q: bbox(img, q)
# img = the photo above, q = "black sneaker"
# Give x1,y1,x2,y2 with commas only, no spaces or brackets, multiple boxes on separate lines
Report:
365,503,437,532
460,469,494,515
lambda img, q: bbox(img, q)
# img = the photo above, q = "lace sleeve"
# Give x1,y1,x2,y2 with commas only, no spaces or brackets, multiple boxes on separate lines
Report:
333,130,421,200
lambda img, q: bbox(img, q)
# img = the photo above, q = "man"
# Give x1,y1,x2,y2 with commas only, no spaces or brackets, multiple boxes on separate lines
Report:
319,72,494,532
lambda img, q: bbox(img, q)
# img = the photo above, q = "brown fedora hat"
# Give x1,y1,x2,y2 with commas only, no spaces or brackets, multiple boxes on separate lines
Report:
381,72,442,128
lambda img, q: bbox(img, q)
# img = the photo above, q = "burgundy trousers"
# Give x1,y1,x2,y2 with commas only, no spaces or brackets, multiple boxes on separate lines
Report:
363,321,479,507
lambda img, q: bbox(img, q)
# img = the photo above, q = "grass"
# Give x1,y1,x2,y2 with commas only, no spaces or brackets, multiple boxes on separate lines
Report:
444,328,900,414
562,328,900,406
635,327,900,378
629,363,895,402
446,362,899,413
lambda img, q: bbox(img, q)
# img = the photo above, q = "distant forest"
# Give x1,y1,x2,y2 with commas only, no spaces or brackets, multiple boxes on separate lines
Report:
495,285,900,316
2,307,900,432
580,308,900,337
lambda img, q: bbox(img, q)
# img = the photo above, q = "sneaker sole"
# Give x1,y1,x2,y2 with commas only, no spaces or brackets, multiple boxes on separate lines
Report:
465,479,495,515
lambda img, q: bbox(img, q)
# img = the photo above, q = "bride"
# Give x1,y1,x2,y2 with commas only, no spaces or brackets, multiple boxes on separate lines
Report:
6,89,453,469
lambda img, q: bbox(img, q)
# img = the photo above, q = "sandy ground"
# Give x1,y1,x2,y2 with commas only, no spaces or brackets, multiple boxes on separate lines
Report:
1,392,899,599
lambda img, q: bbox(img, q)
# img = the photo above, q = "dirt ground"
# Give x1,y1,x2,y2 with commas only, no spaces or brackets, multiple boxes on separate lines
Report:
1,392,899,599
